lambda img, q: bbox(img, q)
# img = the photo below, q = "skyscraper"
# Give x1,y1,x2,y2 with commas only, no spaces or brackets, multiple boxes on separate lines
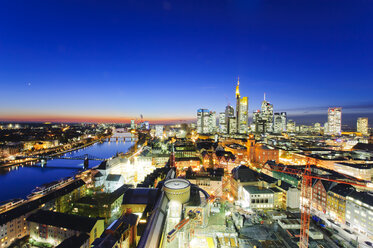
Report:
197,109,216,134
238,97,248,134
208,111,217,134
235,77,240,132
273,113,282,134
327,107,342,135
219,112,227,134
225,105,234,124
252,110,263,133
197,109,210,134
235,77,249,134
228,117,237,134
260,94,274,133
357,117,369,136
280,112,287,132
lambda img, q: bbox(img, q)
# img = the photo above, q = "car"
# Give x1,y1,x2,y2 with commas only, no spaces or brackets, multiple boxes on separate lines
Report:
343,228,353,234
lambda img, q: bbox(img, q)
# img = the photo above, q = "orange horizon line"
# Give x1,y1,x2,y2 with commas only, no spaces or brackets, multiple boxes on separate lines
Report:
0,115,196,124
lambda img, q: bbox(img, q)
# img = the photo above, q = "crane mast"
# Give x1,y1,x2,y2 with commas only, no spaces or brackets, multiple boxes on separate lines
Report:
264,160,369,248
299,162,312,248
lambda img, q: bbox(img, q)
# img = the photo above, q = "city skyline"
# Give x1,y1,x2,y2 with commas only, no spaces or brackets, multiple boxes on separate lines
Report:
1,2,373,248
1,1,373,124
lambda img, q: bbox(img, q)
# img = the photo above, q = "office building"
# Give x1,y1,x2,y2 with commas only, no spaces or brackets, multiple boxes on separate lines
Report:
280,112,287,132
225,105,234,124
327,107,342,135
228,117,237,134
208,111,217,133
197,109,210,134
273,113,282,134
260,94,274,133
238,97,248,134
130,120,135,129
357,117,369,136
235,77,249,134
196,109,217,134
219,112,227,134
252,110,264,134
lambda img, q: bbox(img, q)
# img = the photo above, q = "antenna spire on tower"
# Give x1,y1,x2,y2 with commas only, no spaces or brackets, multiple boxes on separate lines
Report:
264,92,266,101
235,76,240,97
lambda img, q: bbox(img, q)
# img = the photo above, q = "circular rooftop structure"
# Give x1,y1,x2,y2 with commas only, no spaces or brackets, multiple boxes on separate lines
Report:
163,178,191,204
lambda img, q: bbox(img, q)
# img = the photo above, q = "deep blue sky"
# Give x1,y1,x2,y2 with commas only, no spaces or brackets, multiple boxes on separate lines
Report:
0,0,372,124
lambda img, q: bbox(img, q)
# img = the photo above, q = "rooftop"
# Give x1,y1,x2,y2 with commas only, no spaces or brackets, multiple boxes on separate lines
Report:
243,186,274,194
91,213,138,248
122,188,160,205
27,210,100,233
55,234,89,248
347,191,373,206
0,179,85,225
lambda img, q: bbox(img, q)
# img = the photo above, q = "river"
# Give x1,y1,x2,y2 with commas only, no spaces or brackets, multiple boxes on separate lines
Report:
0,139,135,202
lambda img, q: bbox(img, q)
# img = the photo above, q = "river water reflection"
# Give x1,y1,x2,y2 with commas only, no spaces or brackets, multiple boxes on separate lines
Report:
0,140,134,202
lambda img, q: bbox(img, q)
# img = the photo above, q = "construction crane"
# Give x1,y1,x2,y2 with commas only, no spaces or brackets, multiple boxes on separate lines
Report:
265,161,370,248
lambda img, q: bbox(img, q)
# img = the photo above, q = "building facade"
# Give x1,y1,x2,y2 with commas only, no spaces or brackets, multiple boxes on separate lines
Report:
327,107,342,135
327,184,354,224
311,180,335,214
155,125,164,138
27,210,104,247
260,95,274,133
239,186,274,209
218,112,227,134
346,191,373,236
234,78,249,134
357,117,369,136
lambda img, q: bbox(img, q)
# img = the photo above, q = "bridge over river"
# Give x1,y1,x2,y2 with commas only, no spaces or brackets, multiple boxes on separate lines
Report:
0,140,135,201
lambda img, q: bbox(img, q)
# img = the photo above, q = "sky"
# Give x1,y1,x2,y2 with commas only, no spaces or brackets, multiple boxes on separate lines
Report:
0,0,372,124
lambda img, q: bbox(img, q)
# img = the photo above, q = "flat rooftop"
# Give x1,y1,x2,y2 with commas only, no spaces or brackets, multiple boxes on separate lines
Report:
243,186,273,195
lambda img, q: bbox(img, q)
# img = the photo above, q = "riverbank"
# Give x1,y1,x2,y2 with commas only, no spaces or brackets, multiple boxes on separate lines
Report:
0,136,111,169
0,139,136,202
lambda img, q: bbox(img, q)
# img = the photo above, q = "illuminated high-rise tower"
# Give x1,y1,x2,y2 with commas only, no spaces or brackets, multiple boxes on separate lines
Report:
273,113,282,133
260,93,274,133
196,109,216,134
327,107,342,135
235,77,249,134
357,117,368,136
197,109,210,134
238,97,248,134
225,105,234,123
236,77,241,132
